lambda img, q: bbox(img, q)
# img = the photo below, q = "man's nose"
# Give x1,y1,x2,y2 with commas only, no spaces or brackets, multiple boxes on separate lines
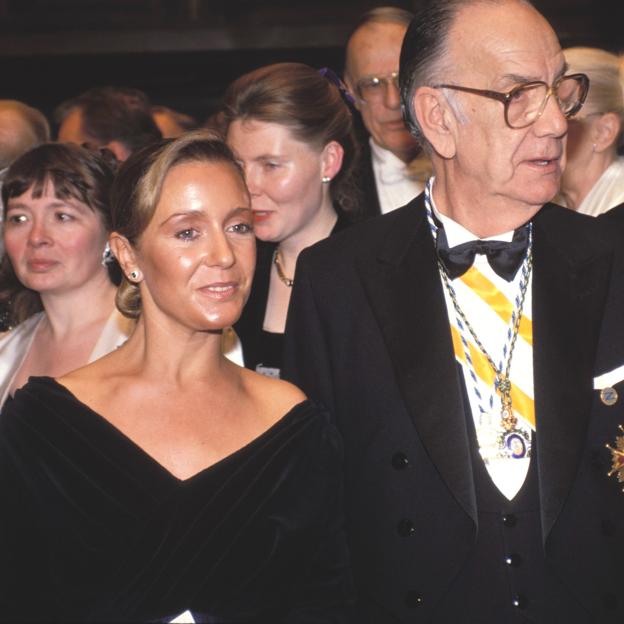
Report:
383,80,402,110
533,92,568,138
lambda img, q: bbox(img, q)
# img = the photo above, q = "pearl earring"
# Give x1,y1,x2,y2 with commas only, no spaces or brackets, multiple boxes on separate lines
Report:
322,176,331,184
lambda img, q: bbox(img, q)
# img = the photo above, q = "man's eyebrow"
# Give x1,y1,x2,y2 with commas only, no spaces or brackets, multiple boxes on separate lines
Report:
555,62,569,79
500,73,540,85
499,63,569,86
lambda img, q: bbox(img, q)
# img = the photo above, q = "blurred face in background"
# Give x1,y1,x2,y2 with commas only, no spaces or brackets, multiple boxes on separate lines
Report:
345,20,419,162
57,107,90,146
3,182,108,296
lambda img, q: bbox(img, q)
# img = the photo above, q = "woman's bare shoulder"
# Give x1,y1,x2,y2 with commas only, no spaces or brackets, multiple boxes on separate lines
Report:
240,367,307,423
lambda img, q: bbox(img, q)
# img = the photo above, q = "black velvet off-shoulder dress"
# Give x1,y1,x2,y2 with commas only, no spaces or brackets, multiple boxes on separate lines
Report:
0,377,353,623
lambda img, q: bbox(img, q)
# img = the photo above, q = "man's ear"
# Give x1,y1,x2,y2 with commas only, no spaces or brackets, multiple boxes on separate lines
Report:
321,140,345,182
412,86,457,159
592,112,621,153
109,232,139,281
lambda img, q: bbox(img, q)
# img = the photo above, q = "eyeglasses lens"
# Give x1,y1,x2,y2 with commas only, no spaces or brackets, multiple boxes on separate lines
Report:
556,77,583,114
358,73,399,102
507,77,584,128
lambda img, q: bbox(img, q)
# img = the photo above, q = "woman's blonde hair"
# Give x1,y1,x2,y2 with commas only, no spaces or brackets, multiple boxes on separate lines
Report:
564,47,624,152
110,129,245,319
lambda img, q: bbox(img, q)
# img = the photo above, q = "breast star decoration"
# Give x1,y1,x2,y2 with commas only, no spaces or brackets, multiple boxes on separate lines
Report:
606,425,624,491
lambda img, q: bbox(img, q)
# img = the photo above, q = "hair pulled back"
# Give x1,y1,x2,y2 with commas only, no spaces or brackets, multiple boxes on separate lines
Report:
110,129,246,319
221,62,361,215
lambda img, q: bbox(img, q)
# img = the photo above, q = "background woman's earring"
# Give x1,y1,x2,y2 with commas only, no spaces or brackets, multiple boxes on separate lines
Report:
129,270,141,281
322,176,331,184
101,242,113,267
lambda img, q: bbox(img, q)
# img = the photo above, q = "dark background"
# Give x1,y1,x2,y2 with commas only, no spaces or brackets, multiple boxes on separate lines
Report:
0,0,621,131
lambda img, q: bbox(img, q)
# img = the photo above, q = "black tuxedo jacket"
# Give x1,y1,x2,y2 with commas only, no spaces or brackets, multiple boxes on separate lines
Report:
283,195,624,623
352,138,382,220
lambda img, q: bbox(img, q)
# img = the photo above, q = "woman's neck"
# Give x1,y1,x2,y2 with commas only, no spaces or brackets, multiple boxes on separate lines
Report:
40,270,117,339
560,151,616,210
112,311,230,387
277,196,338,274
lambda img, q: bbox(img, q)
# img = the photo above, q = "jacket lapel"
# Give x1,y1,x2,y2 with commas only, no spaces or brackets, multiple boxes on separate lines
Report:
532,205,612,541
356,196,477,525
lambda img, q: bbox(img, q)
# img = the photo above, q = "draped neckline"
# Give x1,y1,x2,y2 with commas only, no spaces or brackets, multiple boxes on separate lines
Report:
18,376,312,485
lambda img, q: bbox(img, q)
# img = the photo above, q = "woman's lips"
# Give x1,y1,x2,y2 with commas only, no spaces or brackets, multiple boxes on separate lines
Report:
26,259,58,272
252,211,272,223
198,282,239,300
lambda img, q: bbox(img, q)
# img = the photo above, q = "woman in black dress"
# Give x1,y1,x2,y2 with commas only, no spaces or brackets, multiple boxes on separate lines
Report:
0,130,352,622
222,63,360,378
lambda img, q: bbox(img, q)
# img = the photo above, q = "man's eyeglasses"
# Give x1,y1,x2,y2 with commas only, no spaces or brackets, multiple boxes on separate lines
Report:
434,73,590,129
356,71,399,103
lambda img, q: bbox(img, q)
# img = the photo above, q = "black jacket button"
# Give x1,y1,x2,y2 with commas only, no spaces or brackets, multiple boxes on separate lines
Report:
392,452,410,470
505,553,522,567
405,591,424,607
502,513,517,527
397,518,415,537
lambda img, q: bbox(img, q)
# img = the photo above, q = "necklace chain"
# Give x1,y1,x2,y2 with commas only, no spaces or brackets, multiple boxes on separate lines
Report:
438,253,532,431
423,178,532,433
273,248,293,287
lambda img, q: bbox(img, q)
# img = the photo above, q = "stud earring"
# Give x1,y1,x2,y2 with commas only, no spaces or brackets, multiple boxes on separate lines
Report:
129,270,141,282
322,176,331,184
101,242,114,267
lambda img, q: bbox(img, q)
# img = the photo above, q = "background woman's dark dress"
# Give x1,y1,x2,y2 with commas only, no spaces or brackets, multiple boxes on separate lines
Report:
0,377,352,622
235,212,352,377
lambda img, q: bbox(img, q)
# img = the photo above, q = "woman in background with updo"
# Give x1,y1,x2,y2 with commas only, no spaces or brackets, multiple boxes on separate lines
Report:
559,48,624,216
222,62,360,378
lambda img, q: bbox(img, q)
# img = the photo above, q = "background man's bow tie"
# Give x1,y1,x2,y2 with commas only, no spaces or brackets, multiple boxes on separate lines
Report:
436,224,530,281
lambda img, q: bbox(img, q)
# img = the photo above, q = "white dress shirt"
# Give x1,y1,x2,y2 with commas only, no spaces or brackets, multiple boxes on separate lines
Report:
370,139,425,214
431,197,535,500
576,157,624,217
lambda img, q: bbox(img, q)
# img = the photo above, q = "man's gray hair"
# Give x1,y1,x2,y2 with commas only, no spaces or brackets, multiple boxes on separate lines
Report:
345,6,415,78
399,0,534,144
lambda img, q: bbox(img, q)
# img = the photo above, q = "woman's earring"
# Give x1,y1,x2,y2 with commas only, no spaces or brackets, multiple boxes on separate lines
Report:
322,176,331,184
129,270,141,282
101,242,114,267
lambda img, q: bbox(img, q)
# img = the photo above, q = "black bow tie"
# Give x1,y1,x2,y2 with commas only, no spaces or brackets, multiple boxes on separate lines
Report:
436,224,530,281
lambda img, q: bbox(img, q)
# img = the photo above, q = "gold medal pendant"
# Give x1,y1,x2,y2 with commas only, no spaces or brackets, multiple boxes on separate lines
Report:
606,425,624,491
496,376,517,432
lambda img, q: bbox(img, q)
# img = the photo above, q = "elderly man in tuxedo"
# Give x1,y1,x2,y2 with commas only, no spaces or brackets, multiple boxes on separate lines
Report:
344,7,425,217
284,0,624,622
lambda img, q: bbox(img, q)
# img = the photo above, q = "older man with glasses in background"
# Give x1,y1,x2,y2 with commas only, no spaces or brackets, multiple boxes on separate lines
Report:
285,0,624,622
344,6,430,218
